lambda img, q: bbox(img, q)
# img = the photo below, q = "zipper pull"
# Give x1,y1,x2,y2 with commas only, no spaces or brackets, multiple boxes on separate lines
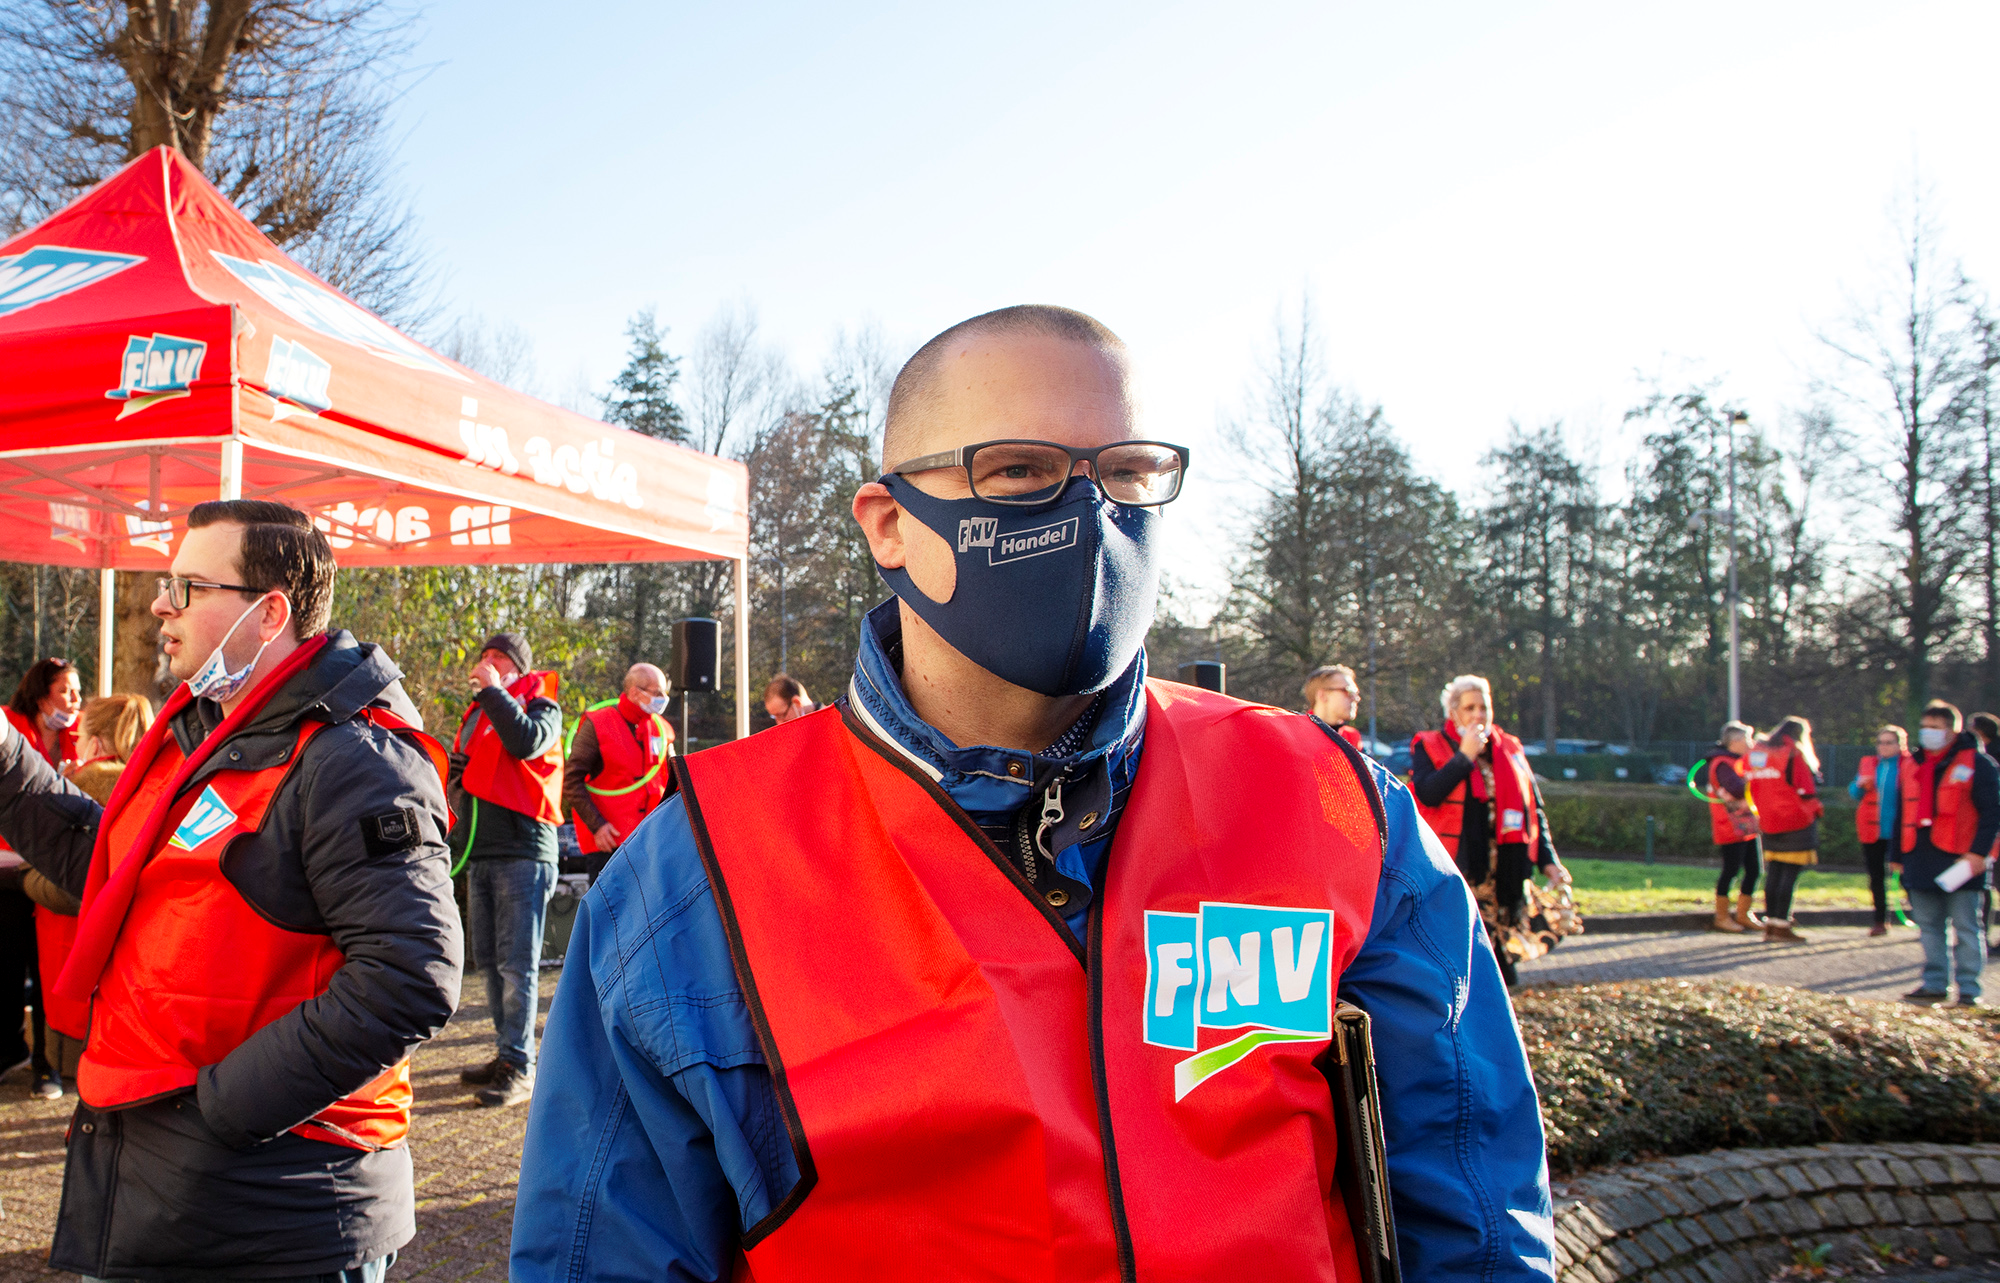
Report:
1036,775,1066,859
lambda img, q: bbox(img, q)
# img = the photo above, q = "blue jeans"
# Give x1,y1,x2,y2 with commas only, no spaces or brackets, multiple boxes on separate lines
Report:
1906,887,1984,999
468,858,556,1069
88,1253,394,1282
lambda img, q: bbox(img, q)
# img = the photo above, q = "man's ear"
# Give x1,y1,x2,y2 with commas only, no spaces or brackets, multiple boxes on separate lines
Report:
853,482,906,569
262,592,295,642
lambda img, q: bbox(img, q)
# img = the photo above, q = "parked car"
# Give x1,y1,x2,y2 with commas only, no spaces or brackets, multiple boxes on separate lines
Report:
1521,738,1609,756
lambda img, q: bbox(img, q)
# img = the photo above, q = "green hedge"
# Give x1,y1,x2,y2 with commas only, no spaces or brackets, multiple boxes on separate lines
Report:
1532,753,1669,784
1539,780,1862,866
1517,981,2000,1173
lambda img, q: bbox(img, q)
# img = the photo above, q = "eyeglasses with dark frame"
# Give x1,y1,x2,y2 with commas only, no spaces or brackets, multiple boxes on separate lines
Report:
156,576,264,611
888,439,1190,508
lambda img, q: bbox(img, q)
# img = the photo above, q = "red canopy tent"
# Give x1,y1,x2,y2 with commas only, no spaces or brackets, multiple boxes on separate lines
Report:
0,147,753,735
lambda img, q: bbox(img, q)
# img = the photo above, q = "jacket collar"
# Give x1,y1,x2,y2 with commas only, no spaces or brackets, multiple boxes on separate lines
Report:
845,598,1147,814
176,630,421,752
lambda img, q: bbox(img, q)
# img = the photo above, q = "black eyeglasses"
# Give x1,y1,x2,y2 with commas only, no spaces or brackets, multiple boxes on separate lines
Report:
157,576,263,610
889,439,1190,508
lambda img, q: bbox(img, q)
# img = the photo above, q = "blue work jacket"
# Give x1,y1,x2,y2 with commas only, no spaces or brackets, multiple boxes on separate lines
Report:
511,602,1556,1281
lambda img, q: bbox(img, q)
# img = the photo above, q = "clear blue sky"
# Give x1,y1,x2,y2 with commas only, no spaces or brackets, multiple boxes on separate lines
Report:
393,0,2000,600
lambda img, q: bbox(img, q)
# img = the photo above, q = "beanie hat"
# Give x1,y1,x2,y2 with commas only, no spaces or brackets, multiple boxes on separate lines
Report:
480,631,532,675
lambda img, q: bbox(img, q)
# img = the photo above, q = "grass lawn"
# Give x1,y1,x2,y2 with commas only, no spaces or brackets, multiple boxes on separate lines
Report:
1559,856,1876,915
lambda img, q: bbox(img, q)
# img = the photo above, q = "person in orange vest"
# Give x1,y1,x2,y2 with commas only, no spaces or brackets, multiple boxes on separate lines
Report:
1302,664,1364,749
0,656,82,1099
562,662,673,882
1848,725,1908,938
0,499,458,1279
449,630,564,1107
1694,721,1760,933
1896,701,2000,1006
512,305,1555,1282
1741,716,1824,943
762,672,817,724
1407,673,1571,987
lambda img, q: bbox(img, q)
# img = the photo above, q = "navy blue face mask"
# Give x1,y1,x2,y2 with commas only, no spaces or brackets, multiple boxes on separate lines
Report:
876,473,1160,697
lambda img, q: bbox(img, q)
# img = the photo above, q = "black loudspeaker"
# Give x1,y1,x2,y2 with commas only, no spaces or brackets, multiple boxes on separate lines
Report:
672,618,721,693
1178,661,1225,694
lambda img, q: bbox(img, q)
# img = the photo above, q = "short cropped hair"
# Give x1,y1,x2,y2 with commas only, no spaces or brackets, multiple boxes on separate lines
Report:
882,305,1127,469
1879,724,1912,749
1302,665,1356,703
186,500,336,638
1922,700,1963,730
1719,720,1755,745
1970,714,1999,745
764,674,808,705
80,693,154,762
1438,674,1492,723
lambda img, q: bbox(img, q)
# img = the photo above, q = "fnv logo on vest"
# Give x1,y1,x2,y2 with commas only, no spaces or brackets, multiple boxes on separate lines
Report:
1145,901,1334,1100
990,516,1079,566
169,786,239,851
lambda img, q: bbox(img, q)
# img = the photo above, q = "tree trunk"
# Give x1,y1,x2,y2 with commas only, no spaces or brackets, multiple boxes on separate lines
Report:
112,571,165,698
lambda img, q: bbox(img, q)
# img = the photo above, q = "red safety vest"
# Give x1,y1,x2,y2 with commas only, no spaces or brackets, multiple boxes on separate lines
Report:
573,696,674,854
678,681,1384,1281
1743,741,1817,836
1854,753,1899,844
1704,754,1757,846
1332,722,1362,750
3,707,88,1038
1410,724,1539,856
61,640,445,1151
457,671,564,825
1900,746,1981,856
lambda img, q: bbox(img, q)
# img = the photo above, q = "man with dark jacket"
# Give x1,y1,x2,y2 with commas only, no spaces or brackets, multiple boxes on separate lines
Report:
561,662,672,883
1898,700,2000,1007
0,499,460,1280
448,630,562,1107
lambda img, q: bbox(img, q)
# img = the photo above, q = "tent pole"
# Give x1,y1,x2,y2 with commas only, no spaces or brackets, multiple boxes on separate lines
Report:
98,568,114,696
734,556,750,741
219,438,243,500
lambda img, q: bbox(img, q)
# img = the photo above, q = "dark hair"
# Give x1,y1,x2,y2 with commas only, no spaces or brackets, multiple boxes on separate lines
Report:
883,304,1127,468
186,500,335,638
1768,715,1820,775
8,657,75,721
1971,712,2000,744
764,674,807,705
1922,700,1964,731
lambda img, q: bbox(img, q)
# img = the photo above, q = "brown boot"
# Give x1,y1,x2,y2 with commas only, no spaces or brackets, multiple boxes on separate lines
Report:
1764,919,1806,943
1712,895,1746,932
1734,894,1763,929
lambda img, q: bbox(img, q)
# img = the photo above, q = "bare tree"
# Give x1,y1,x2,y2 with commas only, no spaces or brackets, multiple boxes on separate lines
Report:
687,302,788,457
0,0,432,323
1818,192,1988,723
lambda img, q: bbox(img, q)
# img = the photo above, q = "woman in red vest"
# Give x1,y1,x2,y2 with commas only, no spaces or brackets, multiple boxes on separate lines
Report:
1694,721,1760,932
1742,715,1822,943
1,657,83,1099
1849,725,1908,938
1409,673,1569,986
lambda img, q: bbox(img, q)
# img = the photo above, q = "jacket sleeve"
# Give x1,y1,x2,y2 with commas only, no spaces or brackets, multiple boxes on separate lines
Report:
477,685,562,761
564,715,607,831
1408,737,1474,809
1530,777,1559,870
512,794,802,1283
1340,763,1555,1281
0,713,101,899
1972,751,2000,859
196,720,464,1147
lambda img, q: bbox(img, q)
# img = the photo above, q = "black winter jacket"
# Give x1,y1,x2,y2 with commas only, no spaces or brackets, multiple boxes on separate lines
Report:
0,631,462,1280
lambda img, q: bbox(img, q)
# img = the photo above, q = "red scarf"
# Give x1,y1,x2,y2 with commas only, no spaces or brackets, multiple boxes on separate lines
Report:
57,636,330,1006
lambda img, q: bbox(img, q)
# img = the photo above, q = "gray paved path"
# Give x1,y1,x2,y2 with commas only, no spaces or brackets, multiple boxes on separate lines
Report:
1516,921,1959,999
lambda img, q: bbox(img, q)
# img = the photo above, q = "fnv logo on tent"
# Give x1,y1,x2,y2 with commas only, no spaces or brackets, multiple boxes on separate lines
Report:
106,333,206,419
0,245,143,318
170,787,238,852
1145,902,1334,1100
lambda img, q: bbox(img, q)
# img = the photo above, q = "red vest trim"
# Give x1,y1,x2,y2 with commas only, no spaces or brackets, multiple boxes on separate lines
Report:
1900,747,1981,856
459,671,563,825
1410,724,1538,856
1744,742,1816,836
573,697,673,854
1855,754,1890,844
678,681,1384,1281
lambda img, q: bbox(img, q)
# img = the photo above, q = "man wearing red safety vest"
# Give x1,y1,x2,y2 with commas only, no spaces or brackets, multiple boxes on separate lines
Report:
448,630,563,1107
1896,701,2000,1006
513,306,1555,1282
562,662,674,882
0,500,459,1280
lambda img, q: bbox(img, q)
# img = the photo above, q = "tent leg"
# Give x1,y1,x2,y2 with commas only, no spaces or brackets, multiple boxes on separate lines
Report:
735,557,751,741
219,438,243,500
98,568,114,696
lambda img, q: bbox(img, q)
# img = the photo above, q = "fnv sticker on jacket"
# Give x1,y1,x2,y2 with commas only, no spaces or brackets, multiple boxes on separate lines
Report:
1950,764,1974,784
1144,901,1333,1100
170,785,239,851
1501,807,1526,834
989,516,1080,566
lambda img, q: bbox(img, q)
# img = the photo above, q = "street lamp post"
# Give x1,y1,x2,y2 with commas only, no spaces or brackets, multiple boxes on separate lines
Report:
1726,411,1746,724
